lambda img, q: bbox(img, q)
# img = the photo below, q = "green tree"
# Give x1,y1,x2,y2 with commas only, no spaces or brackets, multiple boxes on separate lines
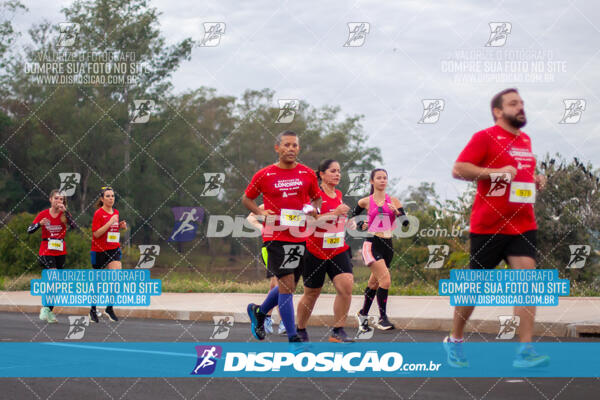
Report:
2,0,194,243
537,154,600,282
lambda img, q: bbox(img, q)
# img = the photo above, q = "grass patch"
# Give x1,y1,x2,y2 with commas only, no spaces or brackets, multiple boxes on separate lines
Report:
0,274,39,291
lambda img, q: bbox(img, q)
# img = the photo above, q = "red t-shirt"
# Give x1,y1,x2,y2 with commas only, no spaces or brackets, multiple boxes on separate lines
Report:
33,209,67,256
456,125,537,235
91,208,121,251
307,188,350,259
245,163,321,243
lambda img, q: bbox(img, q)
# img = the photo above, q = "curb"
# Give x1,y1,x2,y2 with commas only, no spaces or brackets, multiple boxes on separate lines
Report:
2,304,598,338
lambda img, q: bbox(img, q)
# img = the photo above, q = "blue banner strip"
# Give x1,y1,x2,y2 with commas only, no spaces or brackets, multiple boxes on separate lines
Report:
1,342,598,378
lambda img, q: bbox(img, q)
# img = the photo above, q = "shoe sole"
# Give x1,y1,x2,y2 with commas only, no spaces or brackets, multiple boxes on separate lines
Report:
103,312,118,322
329,336,354,343
247,304,264,341
513,357,550,369
375,323,394,331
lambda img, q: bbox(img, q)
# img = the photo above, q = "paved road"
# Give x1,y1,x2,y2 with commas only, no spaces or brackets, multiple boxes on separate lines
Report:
1,312,598,399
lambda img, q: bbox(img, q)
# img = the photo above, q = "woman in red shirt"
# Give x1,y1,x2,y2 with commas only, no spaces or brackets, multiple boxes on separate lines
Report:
89,187,127,323
28,189,78,323
296,159,355,342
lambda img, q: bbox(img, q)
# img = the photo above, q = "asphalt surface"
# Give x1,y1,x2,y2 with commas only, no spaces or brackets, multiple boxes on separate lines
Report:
1,311,598,399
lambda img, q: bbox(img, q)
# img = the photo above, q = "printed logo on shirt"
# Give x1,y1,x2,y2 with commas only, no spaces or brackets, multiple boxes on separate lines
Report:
274,179,303,190
509,148,534,159
46,224,63,235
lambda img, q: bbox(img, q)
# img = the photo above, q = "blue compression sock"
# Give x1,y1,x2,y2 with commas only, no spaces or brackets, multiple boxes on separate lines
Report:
277,293,297,339
260,286,279,314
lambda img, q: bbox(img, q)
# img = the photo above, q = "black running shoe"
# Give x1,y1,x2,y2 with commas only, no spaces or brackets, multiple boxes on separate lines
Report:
288,334,306,354
329,328,355,343
296,328,309,342
376,316,395,330
104,307,118,322
247,303,266,340
89,309,99,323
288,334,303,342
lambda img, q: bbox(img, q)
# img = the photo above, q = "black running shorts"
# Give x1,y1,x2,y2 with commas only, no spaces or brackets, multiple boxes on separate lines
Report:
264,240,304,281
39,255,66,269
303,248,353,289
469,230,537,269
91,248,122,269
361,236,394,267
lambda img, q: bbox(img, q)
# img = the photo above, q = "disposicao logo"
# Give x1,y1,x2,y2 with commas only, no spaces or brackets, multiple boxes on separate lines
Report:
191,345,222,375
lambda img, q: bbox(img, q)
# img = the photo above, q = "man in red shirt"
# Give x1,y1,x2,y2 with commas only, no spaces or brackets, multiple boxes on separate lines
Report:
445,88,549,368
243,131,321,343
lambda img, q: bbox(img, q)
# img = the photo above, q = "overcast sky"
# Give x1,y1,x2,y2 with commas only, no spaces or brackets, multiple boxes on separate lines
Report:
13,0,600,200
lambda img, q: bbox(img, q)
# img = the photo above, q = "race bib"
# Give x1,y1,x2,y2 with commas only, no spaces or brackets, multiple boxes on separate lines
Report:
107,231,120,243
509,182,536,203
47,239,64,251
323,232,345,249
280,209,305,227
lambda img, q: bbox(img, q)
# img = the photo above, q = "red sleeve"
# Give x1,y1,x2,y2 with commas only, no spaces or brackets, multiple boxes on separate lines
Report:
245,169,265,200
91,210,103,232
32,211,45,224
308,172,321,201
456,131,489,166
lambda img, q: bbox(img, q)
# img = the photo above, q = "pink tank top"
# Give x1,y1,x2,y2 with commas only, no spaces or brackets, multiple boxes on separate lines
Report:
367,194,397,233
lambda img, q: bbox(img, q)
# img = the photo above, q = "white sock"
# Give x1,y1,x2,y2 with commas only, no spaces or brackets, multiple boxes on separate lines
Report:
449,335,464,343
